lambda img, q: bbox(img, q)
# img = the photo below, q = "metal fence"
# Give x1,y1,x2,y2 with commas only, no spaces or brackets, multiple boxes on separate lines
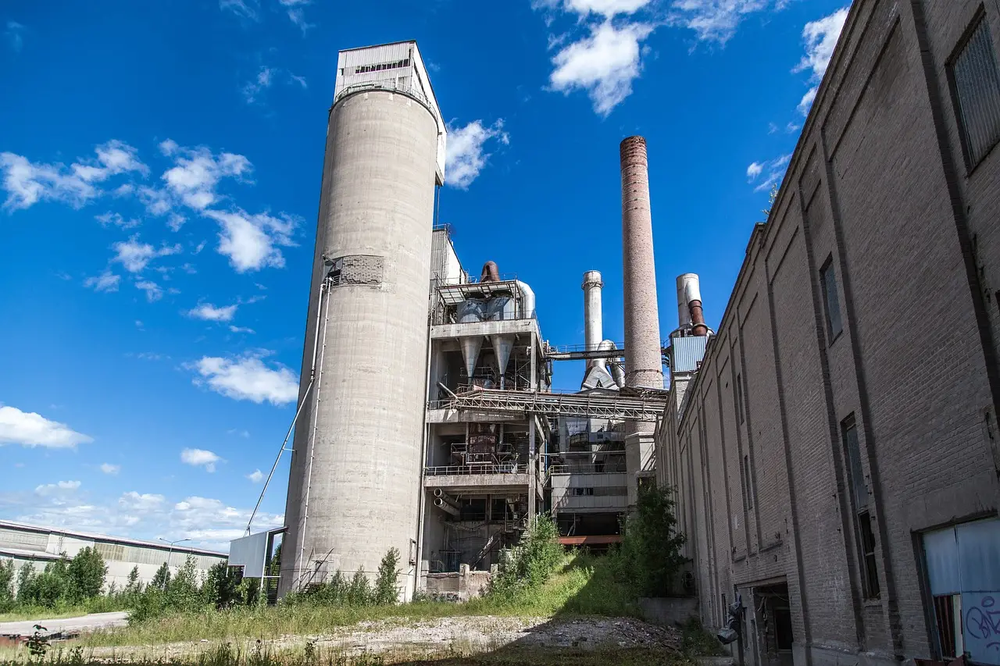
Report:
424,464,527,476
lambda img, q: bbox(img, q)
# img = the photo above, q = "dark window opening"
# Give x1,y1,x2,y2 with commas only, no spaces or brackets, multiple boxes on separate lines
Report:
820,257,843,341
842,414,879,599
736,373,745,423
742,454,753,510
858,511,880,598
949,14,1000,168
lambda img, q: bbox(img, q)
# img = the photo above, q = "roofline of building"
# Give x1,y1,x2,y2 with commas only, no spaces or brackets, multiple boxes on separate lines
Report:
0,520,227,558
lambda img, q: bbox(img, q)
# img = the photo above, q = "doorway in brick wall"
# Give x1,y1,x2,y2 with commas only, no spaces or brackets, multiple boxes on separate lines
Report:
753,582,794,666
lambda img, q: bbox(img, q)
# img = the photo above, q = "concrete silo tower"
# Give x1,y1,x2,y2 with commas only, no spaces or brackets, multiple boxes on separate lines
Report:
280,41,446,599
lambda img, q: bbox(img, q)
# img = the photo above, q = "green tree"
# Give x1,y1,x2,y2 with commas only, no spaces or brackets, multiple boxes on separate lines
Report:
151,562,171,591
25,557,71,607
123,565,143,599
167,555,201,610
15,563,35,603
347,569,372,606
67,547,107,601
612,484,687,597
0,559,15,611
203,561,243,609
374,548,400,605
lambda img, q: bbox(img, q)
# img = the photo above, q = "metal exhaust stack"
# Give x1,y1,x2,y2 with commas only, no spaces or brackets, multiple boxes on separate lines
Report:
620,136,663,389
676,273,708,336
583,270,604,369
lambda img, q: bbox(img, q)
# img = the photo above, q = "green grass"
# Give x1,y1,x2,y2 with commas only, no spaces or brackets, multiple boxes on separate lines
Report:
75,553,638,649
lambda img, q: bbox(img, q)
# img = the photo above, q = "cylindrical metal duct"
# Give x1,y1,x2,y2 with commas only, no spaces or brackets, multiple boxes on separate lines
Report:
620,136,663,390
582,271,603,370
281,84,440,597
434,497,460,516
676,273,707,336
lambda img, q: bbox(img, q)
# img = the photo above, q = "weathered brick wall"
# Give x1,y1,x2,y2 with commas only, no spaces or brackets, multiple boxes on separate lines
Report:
655,0,1000,661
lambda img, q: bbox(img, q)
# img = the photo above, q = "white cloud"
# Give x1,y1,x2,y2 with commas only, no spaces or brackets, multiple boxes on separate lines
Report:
229,325,256,334
112,235,182,273
119,491,165,511
35,480,81,495
279,0,313,33
793,7,849,116
289,74,308,89
794,7,849,80
181,447,223,473
247,469,264,483
747,153,792,192
445,120,509,189
137,186,173,216
797,86,817,116
219,0,258,20
161,143,252,211
84,270,121,293
203,208,297,272
0,141,146,211
191,353,299,405
100,463,121,475
73,140,149,182
666,0,786,44
0,405,93,449
189,302,238,322
0,152,97,211
242,66,275,104
550,21,654,116
6,488,281,551
168,213,187,232
5,21,25,52
135,280,164,302
96,211,141,230
563,0,652,16
159,139,179,156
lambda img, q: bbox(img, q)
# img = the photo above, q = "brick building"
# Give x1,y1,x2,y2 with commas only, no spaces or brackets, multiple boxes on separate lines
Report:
655,2,1000,665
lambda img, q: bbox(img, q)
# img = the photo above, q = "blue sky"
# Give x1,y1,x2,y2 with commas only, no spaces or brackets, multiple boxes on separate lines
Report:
0,0,849,550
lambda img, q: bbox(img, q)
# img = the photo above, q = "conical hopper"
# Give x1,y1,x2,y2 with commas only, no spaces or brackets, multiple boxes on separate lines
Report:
491,334,514,376
460,336,484,379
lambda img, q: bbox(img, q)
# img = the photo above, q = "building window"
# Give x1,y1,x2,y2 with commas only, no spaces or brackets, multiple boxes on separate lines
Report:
820,257,843,341
949,15,1000,168
742,454,753,510
736,373,745,424
842,415,880,598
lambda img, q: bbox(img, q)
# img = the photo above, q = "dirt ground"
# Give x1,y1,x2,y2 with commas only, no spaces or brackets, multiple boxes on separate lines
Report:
80,615,684,662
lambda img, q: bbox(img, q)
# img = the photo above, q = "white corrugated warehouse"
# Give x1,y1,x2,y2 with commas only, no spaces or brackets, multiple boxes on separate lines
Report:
0,520,226,592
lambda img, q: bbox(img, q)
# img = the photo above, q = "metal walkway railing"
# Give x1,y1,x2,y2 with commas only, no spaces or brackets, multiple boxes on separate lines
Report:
430,388,668,421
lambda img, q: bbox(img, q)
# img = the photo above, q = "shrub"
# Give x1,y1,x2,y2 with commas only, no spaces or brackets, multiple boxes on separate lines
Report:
488,514,562,601
609,484,687,597
374,548,400,605
203,561,243,609
150,562,171,590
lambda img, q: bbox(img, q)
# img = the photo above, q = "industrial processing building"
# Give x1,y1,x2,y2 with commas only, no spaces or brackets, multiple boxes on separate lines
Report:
0,520,226,592
276,40,670,599
654,1,1000,666
273,4,1000,662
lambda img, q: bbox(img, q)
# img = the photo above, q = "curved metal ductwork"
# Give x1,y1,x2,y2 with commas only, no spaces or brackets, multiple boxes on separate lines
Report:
676,273,707,336
515,281,535,319
599,340,626,388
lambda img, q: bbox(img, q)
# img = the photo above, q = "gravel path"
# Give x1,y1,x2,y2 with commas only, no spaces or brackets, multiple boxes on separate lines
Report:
83,615,682,661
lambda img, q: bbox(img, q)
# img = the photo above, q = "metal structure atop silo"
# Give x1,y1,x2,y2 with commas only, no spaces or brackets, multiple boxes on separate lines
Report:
280,41,446,600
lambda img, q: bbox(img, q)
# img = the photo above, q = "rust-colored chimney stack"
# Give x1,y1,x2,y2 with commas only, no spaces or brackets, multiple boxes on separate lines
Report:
620,136,663,390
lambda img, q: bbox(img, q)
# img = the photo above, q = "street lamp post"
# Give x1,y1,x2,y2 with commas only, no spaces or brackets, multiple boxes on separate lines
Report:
158,538,191,588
